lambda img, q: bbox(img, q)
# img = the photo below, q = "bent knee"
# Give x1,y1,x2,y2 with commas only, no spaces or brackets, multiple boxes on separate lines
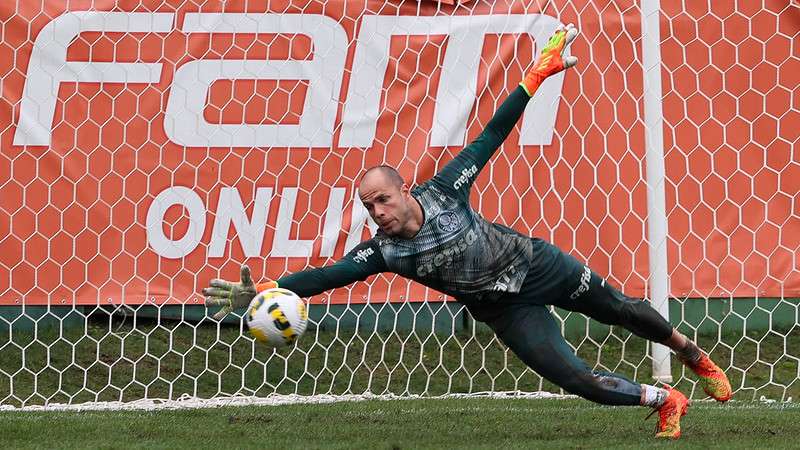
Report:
616,300,672,341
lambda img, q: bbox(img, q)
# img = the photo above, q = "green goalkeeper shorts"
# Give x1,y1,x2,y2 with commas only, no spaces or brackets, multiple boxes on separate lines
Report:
468,239,673,342
463,240,673,405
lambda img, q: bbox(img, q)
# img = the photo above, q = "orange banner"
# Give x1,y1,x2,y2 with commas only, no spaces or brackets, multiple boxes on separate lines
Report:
1,0,797,305
659,1,800,298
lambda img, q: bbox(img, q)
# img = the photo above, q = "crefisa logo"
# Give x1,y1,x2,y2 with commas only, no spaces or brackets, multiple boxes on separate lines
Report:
353,247,375,263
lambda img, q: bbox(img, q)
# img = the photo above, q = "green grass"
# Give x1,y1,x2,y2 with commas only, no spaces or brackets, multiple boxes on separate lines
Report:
1,310,798,408
2,311,799,448
2,398,800,449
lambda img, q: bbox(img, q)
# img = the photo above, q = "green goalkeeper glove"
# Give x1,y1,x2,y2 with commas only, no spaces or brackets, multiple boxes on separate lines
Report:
520,23,579,97
202,265,278,320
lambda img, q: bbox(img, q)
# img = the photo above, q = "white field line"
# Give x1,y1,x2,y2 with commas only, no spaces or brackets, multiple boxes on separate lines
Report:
2,392,796,413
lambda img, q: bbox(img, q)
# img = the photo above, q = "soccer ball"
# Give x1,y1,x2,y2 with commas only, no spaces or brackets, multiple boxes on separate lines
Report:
246,288,308,348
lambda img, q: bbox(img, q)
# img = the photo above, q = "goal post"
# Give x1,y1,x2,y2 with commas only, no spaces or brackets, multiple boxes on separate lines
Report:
641,0,672,383
1,0,798,409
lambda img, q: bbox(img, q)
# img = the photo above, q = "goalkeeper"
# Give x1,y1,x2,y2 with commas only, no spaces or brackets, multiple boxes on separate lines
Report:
203,24,730,439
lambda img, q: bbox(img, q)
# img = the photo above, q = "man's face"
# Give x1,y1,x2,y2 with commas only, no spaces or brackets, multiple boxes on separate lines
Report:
358,172,411,237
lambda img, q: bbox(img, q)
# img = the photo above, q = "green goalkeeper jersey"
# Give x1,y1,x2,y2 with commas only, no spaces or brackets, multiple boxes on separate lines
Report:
277,86,559,304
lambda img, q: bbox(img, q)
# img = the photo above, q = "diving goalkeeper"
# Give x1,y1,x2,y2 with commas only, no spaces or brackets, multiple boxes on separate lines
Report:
203,24,731,439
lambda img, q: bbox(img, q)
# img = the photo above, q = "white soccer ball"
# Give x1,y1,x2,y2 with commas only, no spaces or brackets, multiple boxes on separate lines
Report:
246,288,308,348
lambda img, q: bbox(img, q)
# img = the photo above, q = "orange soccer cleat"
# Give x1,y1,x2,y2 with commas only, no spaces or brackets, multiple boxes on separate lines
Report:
647,386,690,439
679,352,733,402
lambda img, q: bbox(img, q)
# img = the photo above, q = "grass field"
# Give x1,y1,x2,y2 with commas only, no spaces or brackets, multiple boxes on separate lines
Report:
2,397,799,449
1,312,799,448
1,310,798,408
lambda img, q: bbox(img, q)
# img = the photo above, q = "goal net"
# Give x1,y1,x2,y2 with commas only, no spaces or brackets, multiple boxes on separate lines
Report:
1,0,798,409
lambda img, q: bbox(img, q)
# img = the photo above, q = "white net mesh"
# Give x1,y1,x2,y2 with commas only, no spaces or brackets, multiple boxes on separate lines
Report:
1,0,798,408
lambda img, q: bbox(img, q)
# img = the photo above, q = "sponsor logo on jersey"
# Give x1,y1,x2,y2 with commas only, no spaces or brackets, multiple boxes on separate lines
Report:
353,247,375,263
437,211,460,233
416,229,478,277
491,264,517,292
452,165,478,190
569,265,592,300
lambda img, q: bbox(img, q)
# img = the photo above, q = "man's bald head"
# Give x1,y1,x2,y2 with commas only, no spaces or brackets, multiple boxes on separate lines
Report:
359,165,405,189
358,165,422,237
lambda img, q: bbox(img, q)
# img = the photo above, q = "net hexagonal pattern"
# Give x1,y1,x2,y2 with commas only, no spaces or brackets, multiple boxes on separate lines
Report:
0,0,798,408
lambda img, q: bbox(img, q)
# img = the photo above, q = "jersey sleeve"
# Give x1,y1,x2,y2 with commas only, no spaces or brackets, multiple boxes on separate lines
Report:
429,86,531,201
275,239,387,298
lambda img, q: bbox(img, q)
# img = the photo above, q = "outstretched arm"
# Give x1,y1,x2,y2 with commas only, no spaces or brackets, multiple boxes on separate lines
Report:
275,240,386,297
430,23,578,199
203,240,386,319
